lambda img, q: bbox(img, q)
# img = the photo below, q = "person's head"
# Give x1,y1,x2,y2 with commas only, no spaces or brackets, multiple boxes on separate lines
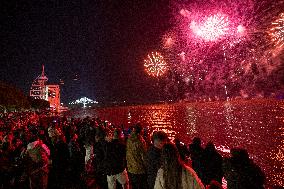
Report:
230,148,250,164
29,129,39,143
113,129,122,140
174,138,182,147
105,129,113,142
95,127,106,142
153,131,168,149
161,143,182,189
162,143,180,166
192,137,201,146
205,142,216,153
132,123,142,135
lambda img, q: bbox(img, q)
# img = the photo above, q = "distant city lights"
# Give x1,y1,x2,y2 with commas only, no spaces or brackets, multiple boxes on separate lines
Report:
69,97,98,108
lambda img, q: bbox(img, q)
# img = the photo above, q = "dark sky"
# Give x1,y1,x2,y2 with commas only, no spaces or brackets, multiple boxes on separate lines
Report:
0,0,171,103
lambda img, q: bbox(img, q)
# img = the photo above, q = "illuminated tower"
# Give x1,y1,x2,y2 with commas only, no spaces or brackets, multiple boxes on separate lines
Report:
30,65,48,100
30,65,61,112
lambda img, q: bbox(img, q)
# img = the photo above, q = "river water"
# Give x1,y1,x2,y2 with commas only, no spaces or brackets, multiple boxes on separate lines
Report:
67,99,284,188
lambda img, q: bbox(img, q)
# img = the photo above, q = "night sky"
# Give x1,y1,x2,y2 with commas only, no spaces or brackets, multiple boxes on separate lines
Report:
0,0,171,104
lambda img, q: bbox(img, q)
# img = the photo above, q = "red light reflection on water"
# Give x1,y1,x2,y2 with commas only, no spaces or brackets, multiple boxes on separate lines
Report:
68,99,284,188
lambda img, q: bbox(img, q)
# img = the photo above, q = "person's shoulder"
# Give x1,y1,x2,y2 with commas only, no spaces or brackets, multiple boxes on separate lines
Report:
128,134,142,145
183,165,205,188
117,140,126,148
108,140,118,148
127,134,136,142
183,164,200,178
183,164,195,172
147,144,155,151
94,141,104,149
139,136,146,143
147,145,160,155
101,140,108,147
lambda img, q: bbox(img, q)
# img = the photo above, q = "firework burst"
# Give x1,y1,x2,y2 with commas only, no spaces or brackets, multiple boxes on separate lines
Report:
190,14,230,42
144,52,168,77
269,13,284,49
163,0,284,99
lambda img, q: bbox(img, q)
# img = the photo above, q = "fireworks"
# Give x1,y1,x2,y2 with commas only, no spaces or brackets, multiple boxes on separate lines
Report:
144,52,168,77
190,14,230,42
269,13,284,49
162,32,176,49
237,25,246,35
164,0,284,97
144,0,284,99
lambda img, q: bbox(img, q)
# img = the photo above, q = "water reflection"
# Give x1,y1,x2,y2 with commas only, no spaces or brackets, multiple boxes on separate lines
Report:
185,106,197,135
223,101,234,129
145,108,176,140
127,105,177,140
269,122,284,187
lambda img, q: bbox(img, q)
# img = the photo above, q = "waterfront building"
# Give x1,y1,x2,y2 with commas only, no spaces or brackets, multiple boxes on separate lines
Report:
30,65,61,112
46,85,60,112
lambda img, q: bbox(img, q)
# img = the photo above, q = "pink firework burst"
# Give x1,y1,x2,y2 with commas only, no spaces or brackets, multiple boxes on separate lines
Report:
269,13,284,49
190,14,229,42
144,52,168,77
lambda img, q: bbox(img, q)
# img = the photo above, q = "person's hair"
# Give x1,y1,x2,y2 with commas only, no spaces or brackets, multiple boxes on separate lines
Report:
192,137,201,146
230,148,250,164
29,129,39,142
96,126,106,141
113,129,121,139
161,143,182,189
205,142,216,153
153,131,168,142
133,123,142,135
1,142,9,151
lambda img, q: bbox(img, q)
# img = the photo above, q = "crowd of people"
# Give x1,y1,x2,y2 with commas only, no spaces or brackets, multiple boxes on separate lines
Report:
0,111,265,189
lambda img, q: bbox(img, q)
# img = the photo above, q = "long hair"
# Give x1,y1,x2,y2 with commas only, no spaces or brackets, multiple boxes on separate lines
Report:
161,143,183,189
